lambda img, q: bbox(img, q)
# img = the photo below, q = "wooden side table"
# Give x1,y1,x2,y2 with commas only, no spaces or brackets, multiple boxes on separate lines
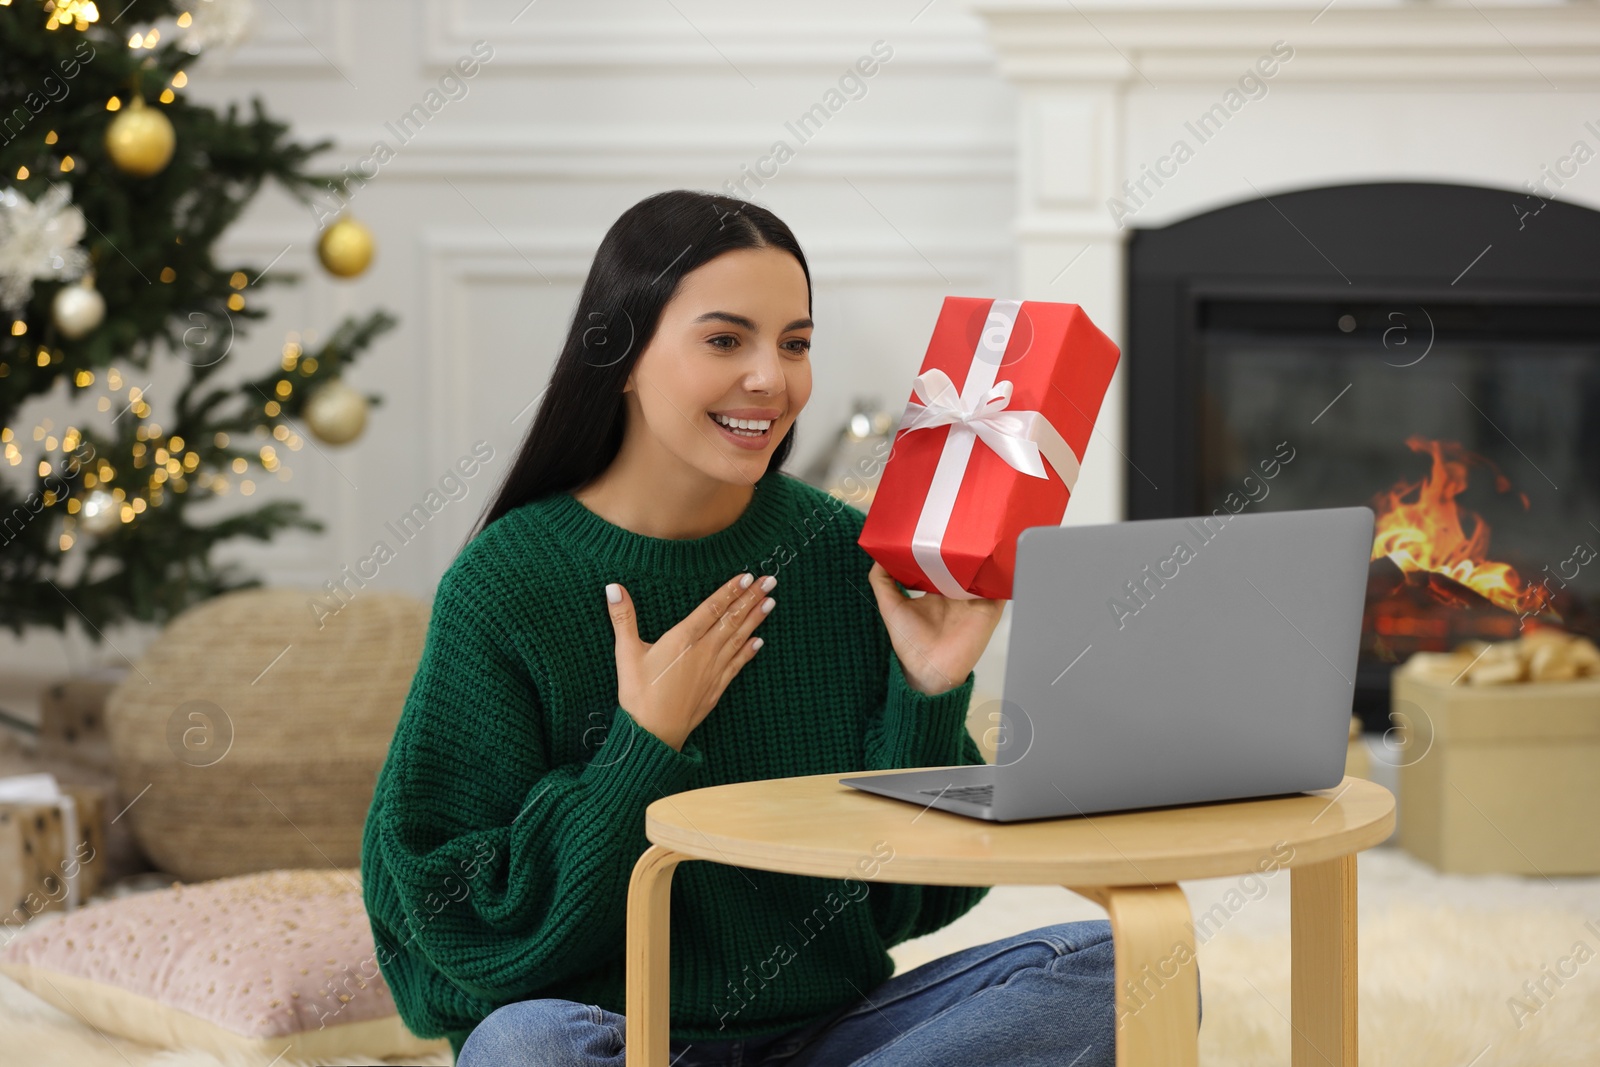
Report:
626,771,1394,1067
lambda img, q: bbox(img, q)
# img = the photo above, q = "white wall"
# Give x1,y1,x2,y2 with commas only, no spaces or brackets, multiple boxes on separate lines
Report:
5,0,1028,672
979,0,1600,541
204,0,1023,593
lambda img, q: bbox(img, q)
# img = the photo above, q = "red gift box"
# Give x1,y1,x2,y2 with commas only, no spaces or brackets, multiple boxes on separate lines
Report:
857,296,1120,600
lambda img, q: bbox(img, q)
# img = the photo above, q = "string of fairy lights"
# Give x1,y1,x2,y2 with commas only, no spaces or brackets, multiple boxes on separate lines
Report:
3,331,316,551
1,0,376,551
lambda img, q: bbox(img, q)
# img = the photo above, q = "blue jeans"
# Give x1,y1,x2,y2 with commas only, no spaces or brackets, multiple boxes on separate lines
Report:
458,920,1198,1067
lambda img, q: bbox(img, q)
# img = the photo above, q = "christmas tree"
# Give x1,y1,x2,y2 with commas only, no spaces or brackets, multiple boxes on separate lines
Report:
0,0,396,640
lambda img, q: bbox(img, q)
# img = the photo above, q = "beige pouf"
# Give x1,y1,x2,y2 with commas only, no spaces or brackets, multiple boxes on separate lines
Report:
105,589,428,882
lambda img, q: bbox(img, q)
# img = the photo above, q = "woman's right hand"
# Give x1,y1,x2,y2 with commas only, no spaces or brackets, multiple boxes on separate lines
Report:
605,572,777,752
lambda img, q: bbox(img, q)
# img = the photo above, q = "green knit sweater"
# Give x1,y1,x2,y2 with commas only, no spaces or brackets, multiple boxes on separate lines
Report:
360,467,989,1061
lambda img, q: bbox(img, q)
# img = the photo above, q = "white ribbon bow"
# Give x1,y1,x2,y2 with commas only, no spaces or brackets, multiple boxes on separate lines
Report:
885,298,1085,600
896,367,1080,486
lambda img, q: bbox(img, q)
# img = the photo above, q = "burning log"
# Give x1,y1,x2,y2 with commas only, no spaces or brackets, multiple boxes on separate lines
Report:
1361,436,1565,663
1369,436,1545,618
1362,557,1535,661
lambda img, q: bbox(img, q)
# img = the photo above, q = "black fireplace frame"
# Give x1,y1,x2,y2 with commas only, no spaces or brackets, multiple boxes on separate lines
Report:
1126,180,1600,519
1124,181,1600,730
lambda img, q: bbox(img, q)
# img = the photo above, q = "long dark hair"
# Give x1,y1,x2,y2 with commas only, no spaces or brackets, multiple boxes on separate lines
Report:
463,190,811,550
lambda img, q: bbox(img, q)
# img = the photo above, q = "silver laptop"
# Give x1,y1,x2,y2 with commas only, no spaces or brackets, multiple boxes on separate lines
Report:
840,505,1375,822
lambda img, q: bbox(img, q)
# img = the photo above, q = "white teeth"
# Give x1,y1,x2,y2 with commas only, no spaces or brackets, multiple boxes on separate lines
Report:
711,413,772,432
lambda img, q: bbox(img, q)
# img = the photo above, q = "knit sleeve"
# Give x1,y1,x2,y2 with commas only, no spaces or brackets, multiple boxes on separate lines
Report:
858,645,991,947
904,880,992,942
370,573,705,1011
862,645,978,771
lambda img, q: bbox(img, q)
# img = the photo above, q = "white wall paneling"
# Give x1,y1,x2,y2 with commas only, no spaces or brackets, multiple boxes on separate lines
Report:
974,0,1600,528
125,0,1022,619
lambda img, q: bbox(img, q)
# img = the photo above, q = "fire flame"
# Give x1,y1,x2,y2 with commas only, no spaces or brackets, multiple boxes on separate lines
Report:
1370,436,1543,615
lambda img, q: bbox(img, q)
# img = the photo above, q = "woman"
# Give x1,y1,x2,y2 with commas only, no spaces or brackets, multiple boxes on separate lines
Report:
360,190,1120,1067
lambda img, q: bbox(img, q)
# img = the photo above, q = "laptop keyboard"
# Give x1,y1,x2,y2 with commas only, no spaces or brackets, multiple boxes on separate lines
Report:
919,783,994,806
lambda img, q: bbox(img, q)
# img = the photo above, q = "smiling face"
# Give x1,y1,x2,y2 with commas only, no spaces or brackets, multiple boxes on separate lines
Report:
622,245,813,486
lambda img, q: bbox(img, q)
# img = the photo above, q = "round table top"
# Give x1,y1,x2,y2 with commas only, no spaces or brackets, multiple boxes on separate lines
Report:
644,771,1395,886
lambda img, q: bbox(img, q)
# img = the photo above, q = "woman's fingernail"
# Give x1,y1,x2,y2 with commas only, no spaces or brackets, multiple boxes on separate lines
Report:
751,637,764,651
760,597,775,614
739,573,754,589
759,575,777,592
606,583,621,604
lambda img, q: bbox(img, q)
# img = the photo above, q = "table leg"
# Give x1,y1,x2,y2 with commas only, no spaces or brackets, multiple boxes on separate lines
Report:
626,844,686,1067
1290,854,1358,1067
1068,883,1198,1067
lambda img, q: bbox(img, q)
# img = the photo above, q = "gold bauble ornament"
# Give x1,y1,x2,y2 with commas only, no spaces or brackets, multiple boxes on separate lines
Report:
317,216,375,278
104,97,176,178
52,276,106,339
303,379,368,445
79,489,120,536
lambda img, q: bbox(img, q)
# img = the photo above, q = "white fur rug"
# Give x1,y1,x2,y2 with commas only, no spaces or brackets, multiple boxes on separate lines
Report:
2,845,1597,1066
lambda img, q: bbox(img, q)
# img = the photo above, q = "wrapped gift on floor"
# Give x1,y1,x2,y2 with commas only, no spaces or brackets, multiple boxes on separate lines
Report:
859,296,1120,600
0,773,107,923
38,666,129,772
1395,632,1600,875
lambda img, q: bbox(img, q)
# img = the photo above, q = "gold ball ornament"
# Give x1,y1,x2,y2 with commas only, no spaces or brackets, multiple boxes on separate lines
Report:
303,379,368,445
317,216,375,278
104,97,176,178
52,277,106,339
79,489,120,536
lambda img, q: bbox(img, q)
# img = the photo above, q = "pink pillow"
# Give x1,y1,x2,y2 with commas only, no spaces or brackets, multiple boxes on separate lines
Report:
0,868,447,1061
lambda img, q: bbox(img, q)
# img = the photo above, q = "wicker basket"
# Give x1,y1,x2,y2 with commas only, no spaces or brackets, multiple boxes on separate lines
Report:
104,588,428,881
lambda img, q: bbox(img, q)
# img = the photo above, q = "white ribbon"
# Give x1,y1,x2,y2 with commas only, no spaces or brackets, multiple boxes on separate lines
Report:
894,299,1083,600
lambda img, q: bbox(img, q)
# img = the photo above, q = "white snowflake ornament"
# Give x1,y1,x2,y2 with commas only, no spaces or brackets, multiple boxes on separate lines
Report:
0,183,90,313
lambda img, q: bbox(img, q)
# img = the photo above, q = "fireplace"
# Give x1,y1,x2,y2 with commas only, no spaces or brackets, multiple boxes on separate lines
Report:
1125,181,1600,730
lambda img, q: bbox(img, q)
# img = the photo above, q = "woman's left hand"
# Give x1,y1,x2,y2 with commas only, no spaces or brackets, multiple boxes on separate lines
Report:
866,560,1006,697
